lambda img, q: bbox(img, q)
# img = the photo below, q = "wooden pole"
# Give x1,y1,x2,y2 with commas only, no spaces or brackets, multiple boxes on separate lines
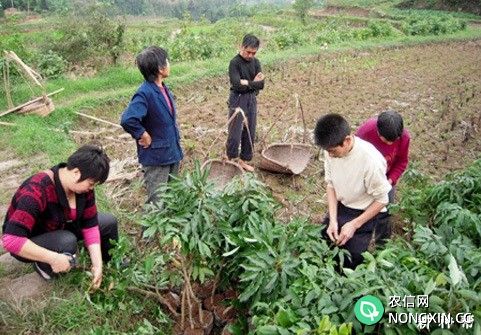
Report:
295,93,308,144
0,88,64,117
3,58,14,109
74,111,122,129
4,51,43,88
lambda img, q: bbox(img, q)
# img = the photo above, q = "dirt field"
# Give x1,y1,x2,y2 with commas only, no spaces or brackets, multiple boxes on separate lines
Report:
46,38,477,227
1,39,481,229
174,39,481,219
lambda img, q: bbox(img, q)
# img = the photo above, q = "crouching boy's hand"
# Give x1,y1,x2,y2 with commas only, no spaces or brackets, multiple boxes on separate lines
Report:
337,222,357,246
326,221,339,243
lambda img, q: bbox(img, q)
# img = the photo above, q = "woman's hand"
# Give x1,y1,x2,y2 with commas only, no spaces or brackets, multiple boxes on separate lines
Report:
91,265,103,289
138,131,152,148
50,253,72,273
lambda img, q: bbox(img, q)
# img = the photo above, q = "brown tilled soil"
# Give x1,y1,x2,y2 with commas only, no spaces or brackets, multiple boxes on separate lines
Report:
174,39,481,219
60,39,481,222
1,39,480,302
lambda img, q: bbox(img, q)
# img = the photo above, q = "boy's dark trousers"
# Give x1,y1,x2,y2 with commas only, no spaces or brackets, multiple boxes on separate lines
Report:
321,202,390,269
226,91,257,161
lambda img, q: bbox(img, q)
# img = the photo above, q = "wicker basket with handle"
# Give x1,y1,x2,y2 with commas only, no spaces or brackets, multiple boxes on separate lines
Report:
201,108,250,188
201,159,244,189
258,94,312,175
259,142,311,175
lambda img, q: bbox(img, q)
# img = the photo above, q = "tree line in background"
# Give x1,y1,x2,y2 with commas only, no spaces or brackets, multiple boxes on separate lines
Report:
0,0,295,20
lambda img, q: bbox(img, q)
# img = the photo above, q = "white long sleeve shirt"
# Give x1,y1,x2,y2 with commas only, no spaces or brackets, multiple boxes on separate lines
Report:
324,136,392,211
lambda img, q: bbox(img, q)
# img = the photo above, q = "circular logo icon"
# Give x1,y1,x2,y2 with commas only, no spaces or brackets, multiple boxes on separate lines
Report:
354,295,384,325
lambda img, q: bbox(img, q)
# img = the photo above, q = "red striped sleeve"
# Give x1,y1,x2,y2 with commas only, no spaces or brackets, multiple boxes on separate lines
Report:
3,173,50,237
83,204,97,219
8,209,37,231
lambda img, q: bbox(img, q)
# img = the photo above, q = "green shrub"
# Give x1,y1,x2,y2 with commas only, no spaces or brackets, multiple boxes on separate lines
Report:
367,20,397,37
316,29,343,45
352,27,373,41
273,27,308,49
168,29,230,61
401,14,466,36
46,3,126,67
0,33,30,62
293,0,315,24
169,31,214,61
0,32,32,83
35,50,68,79
128,31,170,54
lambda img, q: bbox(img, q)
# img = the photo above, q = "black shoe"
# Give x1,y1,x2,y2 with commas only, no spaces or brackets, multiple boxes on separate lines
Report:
33,262,54,281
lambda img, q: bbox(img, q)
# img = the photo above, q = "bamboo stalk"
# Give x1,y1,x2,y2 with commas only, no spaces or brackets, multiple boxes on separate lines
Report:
4,51,43,87
258,105,292,149
211,271,221,298
75,111,122,129
295,93,308,144
3,58,14,110
204,107,253,159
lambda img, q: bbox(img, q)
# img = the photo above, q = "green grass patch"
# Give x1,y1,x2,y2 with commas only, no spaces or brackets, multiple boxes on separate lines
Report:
0,287,170,334
8,115,76,163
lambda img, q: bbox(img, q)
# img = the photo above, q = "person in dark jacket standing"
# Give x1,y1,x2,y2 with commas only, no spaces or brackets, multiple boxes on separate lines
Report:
121,46,183,205
226,34,265,172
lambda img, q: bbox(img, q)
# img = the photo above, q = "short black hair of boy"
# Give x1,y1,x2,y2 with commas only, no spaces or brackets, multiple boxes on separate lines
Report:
136,46,169,82
67,144,110,184
377,109,404,142
314,113,351,150
242,34,260,49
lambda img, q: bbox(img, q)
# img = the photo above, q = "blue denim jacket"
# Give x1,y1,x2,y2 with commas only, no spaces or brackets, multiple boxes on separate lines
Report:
121,81,183,166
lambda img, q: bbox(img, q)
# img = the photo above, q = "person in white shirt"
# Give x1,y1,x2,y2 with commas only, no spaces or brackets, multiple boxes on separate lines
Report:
314,113,392,269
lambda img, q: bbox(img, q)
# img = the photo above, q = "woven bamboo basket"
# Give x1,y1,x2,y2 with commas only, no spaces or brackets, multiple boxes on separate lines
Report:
201,159,244,188
259,143,311,175
18,98,54,117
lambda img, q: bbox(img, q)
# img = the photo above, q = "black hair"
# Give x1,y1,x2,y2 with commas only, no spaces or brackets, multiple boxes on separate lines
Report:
377,109,404,142
67,144,110,184
136,46,168,82
314,114,351,149
242,34,260,49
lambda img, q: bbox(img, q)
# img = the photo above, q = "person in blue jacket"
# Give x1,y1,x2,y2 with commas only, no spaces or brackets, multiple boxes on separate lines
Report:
121,46,183,205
